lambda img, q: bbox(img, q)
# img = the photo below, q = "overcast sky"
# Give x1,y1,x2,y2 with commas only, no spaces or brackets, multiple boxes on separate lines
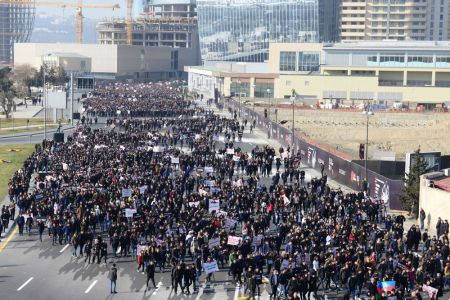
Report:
37,0,127,20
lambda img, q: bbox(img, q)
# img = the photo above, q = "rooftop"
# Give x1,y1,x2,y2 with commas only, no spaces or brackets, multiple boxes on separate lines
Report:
324,40,450,51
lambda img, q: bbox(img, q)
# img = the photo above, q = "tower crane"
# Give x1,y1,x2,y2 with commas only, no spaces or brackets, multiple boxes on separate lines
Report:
126,0,132,45
0,0,120,44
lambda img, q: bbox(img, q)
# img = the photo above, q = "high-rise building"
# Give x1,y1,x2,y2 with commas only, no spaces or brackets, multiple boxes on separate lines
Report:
0,1,35,64
196,0,339,63
339,0,450,42
97,0,200,66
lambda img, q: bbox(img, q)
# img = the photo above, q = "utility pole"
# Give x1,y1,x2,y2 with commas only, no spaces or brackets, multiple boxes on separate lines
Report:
71,73,74,125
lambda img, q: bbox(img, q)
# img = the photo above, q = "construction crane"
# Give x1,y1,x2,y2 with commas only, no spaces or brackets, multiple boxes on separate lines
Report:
126,0,132,45
0,0,120,44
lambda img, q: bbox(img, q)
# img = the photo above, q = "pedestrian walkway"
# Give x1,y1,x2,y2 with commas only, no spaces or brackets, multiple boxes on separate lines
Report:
1,99,43,119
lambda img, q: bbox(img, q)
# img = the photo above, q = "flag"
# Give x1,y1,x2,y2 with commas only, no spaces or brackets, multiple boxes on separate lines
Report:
378,281,396,294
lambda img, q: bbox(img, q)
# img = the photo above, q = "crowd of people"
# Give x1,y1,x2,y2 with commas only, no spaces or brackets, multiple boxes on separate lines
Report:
3,82,448,300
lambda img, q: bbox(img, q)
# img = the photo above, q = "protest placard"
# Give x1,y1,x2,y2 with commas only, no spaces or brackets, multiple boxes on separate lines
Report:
226,218,238,228
213,136,220,141
188,201,200,207
138,185,147,194
252,236,263,246
423,285,438,299
205,180,215,187
227,148,235,154
305,253,311,264
227,236,242,245
125,208,136,218
171,157,179,164
205,166,214,173
204,260,219,274
216,210,227,218
198,188,208,196
209,199,220,212
208,237,220,248
154,238,163,246
122,188,132,198
233,155,240,161
281,259,290,270
283,195,290,206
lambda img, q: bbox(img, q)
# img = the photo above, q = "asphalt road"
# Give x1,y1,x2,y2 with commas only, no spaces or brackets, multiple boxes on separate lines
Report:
1,99,446,300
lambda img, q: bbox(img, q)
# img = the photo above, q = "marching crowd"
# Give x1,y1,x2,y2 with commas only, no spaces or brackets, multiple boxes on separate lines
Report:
3,82,449,300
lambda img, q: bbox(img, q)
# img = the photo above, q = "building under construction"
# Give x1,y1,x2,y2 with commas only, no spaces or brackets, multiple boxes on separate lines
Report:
97,0,200,64
0,1,35,64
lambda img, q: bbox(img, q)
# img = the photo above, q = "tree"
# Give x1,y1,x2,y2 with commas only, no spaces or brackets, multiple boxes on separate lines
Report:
396,147,431,218
9,63,36,100
55,66,69,86
0,90,16,119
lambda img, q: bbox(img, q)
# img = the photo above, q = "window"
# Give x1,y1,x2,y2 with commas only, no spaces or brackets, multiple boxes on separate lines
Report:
286,81,291,86
298,52,320,72
379,53,405,67
279,51,296,71
407,54,434,67
367,55,378,66
304,81,309,86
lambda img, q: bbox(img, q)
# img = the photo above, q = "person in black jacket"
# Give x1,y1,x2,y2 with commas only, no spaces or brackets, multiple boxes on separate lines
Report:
190,263,197,290
347,272,357,300
146,260,156,289
84,240,92,264
107,263,118,294
308,272,318,300
16,213,25,236
184,265,192,295
173,265,184,294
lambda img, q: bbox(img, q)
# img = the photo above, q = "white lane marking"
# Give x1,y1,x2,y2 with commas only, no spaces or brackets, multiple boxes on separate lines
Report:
17,277,33,291
116,246,121,254
60,244,69,253
152,281,163,295
233,281,240,300
85,280,98,293
195,282,206,300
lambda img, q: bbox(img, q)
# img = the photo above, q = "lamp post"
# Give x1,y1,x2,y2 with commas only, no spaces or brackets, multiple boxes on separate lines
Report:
252,84,256,112
42,62,48,141
237,79,242,118
290,96,296,148
363,101,374,181
267,88,271,120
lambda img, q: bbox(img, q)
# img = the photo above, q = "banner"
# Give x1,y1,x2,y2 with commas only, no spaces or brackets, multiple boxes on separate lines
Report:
227,236,242,245
154,238,163,246
283,195,290,206
208,237,220,248
213,136,220,141
305,253,311,264
422,285,438,299
280,259,290,270
209,199,220,212
188,201,200,208
125,208,137,218
171,157,179,164
153,146,165,152
216,210,227,218
233,155,240,161
226,218,238,228
133,213,143,221
252,236,263,246
233,179,242,187
198,188,208,196
205,166,214,173
138,185,147,194
282,152,289,158
137,245,146,254
122,188,132,198
204,260,219,274
217,154,224,159
205,180,215,187
227,148,235,154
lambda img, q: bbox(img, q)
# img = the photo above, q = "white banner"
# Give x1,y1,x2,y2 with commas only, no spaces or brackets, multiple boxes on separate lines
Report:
171,157,179,164
204,260,219,274
122,188,132,198
283,195,290,206
154,238,163,246
188,201,200,208
205,166,214,173
205,180,215,187
305,253,311,264
208,237,220,249
227,148,235,154
153,146,165,152
138,185,147,194
227,236,242,246
125,208,136,218
252,236,263,246
199,188,208,196
280,259,290,270
209,199,220,212
422,285,438,299
282,152,289,158
213,136,220,141
226,218,238,228
233,155,240,161
233,179,242,187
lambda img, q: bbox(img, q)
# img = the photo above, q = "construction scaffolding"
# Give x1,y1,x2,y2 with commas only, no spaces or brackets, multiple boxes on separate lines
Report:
0,0,35,64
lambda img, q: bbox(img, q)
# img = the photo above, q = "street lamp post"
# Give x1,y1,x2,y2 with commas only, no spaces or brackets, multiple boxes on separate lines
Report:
252,84,256,112
43,63,47,141
267,88,271,120
290,96,296,148
363,101,374,181
237,79,242,118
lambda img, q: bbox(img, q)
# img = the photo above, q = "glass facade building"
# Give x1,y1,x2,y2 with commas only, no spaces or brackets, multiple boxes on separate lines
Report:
197,0,338,63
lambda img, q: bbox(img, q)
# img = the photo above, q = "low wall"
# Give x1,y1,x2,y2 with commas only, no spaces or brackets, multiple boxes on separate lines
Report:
225,98,405,211
419,176,450,230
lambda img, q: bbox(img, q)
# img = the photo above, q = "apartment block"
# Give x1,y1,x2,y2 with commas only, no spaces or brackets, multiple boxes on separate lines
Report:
340,0,450,42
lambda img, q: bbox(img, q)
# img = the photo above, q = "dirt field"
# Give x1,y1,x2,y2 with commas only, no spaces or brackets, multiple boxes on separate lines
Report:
253,106,450,160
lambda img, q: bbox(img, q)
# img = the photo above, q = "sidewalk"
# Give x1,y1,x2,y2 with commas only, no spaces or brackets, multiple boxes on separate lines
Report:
0,124,76,139
1,99,43,119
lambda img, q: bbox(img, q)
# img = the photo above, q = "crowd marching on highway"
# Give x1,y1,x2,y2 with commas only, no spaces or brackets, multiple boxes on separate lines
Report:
2,81,449,300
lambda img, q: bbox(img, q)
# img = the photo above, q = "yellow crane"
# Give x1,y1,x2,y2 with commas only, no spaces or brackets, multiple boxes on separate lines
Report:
0,0,120,44
126,0,132,45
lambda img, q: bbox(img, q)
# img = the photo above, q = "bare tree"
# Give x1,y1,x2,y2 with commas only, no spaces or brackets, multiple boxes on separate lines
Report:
0,90,15,119
9,63,37,103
